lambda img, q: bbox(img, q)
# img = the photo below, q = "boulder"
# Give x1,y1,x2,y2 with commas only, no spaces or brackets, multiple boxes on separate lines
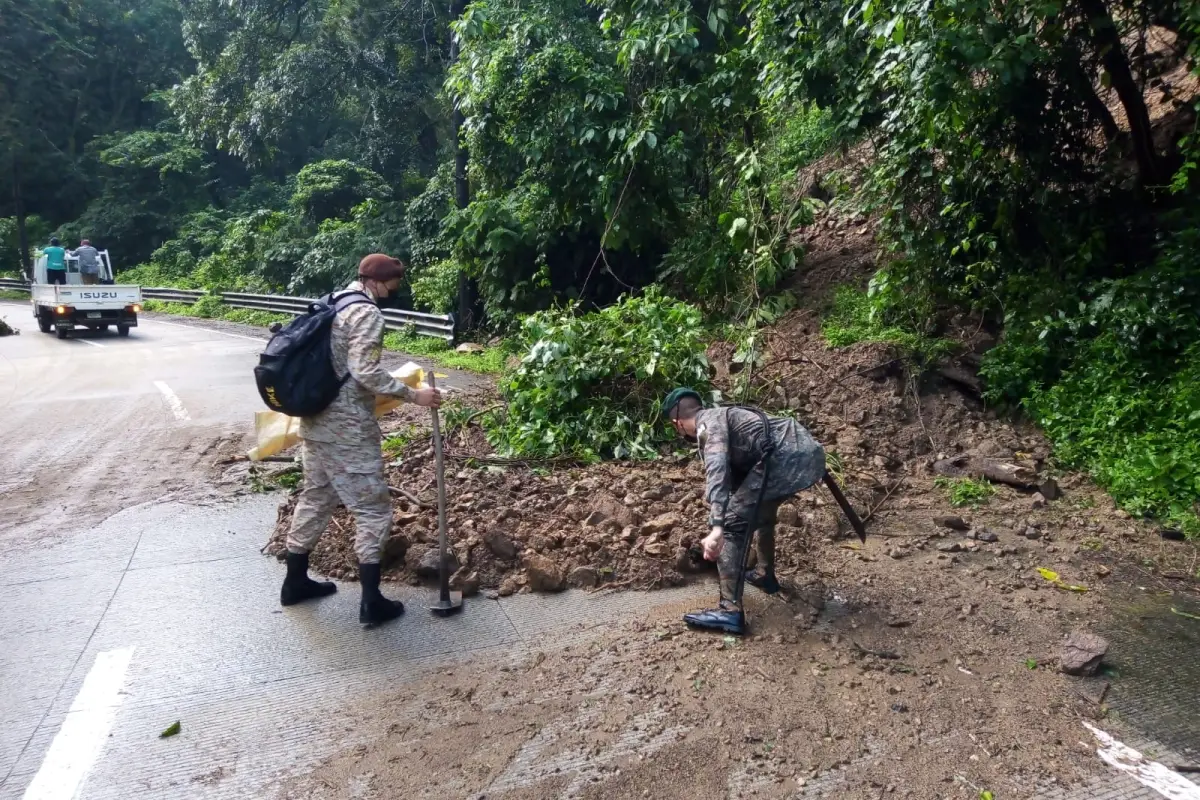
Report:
450,568,480,597
524,553,566,592
643,512,681,535
483,527,519,560
776,504,800,527
413,546,460,578
934,515,970,531
567,566,599,589
1060,631,1109,677
455,342,486,353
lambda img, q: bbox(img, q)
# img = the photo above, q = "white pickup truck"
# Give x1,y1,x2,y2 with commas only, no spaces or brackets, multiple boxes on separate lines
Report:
30,250,142,338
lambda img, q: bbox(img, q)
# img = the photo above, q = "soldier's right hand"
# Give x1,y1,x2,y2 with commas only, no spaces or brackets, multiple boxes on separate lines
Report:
414,387,443,408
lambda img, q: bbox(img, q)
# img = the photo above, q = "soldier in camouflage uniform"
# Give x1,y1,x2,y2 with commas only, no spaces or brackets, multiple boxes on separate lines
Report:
663,388,825,635
281,254,442,626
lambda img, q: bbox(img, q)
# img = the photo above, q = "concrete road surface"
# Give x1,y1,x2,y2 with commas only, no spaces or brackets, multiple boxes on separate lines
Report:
0,302,1191,800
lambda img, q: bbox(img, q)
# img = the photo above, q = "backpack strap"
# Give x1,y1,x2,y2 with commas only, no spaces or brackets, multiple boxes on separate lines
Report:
320,290,373,315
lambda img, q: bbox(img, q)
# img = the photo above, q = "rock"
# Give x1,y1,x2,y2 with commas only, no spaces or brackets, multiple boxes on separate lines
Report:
1060,631,1109,676
934,515,970,531
0,319,15,336
643,513,681,535
643,542,670,556
523,553,566,592
673,547,699,573
450,568,480,597
1038,478,1061,501
1024,527,1043,540
776,504,800,527
937,542,964,553
455,342,486,353
415,546,459,578
527,534,551,553
973,528,1000,543
1030,493,1047,510
583,510,606,527
498,575,520,597
381,533,410,564
640,486,671,501
567,566,599,589
588,494,640,528
483,527,518,560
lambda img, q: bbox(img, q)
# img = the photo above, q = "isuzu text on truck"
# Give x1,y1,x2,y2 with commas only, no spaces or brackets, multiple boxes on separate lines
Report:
30,250,142,338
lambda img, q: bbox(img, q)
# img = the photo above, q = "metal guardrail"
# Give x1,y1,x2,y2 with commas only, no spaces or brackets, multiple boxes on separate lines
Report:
144,287,455,341
5,279,455,340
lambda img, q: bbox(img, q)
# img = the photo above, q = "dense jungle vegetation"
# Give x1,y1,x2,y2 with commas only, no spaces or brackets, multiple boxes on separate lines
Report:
2,0,1198,534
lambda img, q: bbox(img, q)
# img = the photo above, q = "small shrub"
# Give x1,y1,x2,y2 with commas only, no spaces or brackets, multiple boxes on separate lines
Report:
822,279,954,363
485,288,711,461
409,259,460,314
934,477,996,508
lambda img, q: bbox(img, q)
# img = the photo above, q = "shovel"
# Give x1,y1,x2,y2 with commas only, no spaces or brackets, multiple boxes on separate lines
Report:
427,370,463,617
823,471,867,544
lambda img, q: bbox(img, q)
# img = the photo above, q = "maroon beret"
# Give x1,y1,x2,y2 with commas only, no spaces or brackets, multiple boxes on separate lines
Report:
358,253,406,281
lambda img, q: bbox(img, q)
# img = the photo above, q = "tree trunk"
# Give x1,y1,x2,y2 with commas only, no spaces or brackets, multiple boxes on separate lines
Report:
450,0,476,330
1079,0,1162,186
12,161,30,278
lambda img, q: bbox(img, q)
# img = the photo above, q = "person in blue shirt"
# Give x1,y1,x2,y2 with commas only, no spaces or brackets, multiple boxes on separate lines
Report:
43,238,67,285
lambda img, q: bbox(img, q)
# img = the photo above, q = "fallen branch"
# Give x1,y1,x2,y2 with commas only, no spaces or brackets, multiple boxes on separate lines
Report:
851,640,901,660
389,486,431,509
862,477,906,525
219,455,298,465
462,404,503,429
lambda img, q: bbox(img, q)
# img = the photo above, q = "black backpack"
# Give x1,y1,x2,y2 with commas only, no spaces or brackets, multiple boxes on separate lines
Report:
254,290,373,416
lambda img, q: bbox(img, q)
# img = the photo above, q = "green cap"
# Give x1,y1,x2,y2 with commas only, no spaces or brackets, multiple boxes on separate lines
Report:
663,387,703,418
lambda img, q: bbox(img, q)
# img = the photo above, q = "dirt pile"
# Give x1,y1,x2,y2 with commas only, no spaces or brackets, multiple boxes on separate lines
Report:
263,435,832,596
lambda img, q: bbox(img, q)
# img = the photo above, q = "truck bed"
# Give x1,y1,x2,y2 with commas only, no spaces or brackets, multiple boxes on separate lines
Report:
31,284,142,309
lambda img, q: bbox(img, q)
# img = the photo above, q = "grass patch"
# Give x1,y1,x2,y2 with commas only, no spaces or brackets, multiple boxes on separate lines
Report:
822,284,955,362
0,290,29,301
382,330,506,374
141,298,291,328
934,476,996,508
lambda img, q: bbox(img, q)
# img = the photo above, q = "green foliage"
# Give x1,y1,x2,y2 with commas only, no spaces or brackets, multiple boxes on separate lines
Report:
381,331,506,374
822,280,954,362
485,289,710,461
934,477,996,509
409,260,461,314
290,161,390,224
983,222,1200,537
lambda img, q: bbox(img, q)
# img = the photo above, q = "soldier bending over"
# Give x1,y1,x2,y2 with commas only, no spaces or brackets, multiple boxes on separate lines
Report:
663,389,826,635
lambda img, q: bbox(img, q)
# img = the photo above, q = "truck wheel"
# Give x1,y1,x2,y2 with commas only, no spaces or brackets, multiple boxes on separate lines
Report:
98,324,110,332
38,312,52,334
117,325,130,337
55,326,69,339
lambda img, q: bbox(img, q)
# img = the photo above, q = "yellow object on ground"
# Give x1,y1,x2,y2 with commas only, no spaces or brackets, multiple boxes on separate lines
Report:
248,362,427,461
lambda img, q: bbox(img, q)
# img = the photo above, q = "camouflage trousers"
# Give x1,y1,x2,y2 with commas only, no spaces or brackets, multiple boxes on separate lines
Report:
717,424,825,607
286,439,393,564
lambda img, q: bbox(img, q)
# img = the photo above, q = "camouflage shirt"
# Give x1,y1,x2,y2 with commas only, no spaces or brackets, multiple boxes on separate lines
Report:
299,281,416,452
697,406,825,527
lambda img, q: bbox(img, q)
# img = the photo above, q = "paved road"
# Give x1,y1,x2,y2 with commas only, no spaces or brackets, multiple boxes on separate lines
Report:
0,304,713,799
0,302,1193,799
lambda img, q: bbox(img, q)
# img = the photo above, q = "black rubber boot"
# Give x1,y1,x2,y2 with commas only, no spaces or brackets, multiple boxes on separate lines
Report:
744,567,781,595
683,602,746,635
358,562,405,626
280,551,337,606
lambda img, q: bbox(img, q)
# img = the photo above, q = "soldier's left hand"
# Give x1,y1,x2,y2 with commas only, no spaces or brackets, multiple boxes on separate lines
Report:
414,387,443,408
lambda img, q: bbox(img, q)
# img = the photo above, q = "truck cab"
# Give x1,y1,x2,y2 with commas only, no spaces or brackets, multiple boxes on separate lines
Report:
30,251,143,338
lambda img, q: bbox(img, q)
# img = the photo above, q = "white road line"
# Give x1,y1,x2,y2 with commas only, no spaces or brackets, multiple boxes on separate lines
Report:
1084,722,1200,799
153,380,191,421
74,338,106,348
22,647,136,800
145,318,266,343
